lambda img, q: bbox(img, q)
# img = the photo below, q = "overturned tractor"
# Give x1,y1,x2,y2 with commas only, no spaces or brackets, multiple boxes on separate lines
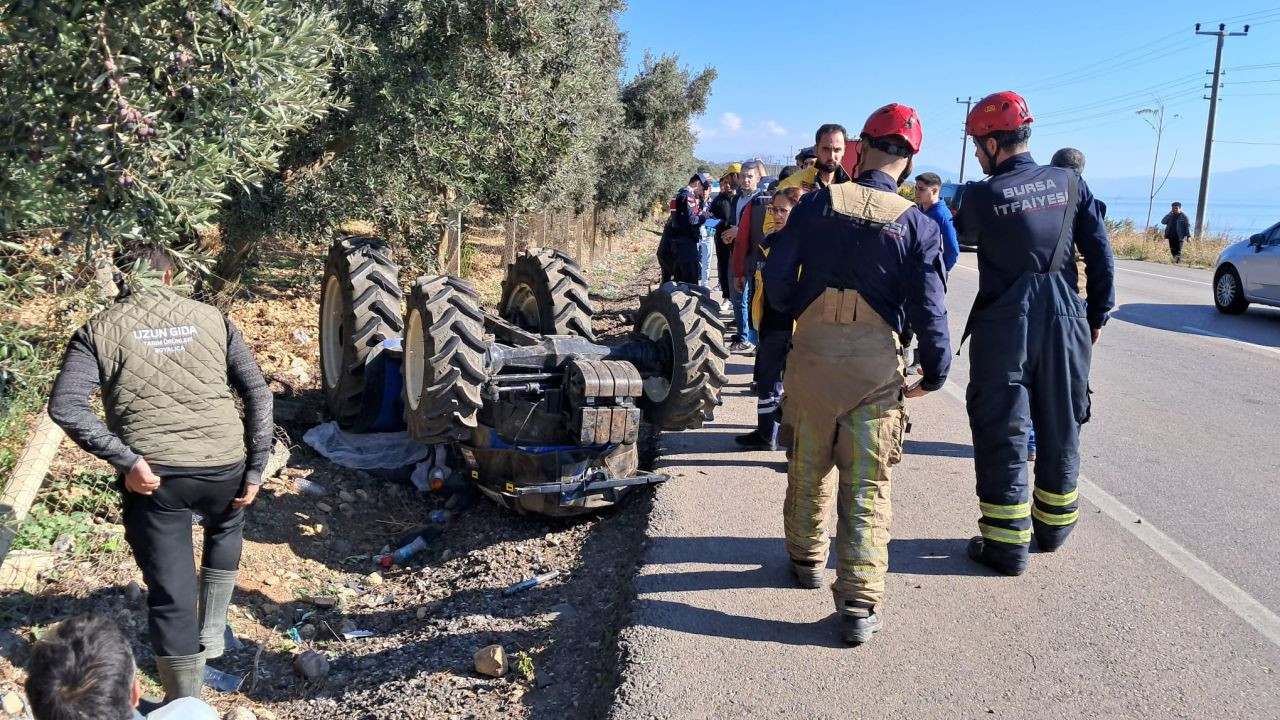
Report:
318,236,728,516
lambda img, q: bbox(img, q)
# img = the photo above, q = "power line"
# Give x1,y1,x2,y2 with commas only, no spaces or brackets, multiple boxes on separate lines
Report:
1034,73,1204,119
1215,140,1280,145
1033,87,1204,131
1021,37,1202,94
1224,62,1280,71
1017,29,1188,92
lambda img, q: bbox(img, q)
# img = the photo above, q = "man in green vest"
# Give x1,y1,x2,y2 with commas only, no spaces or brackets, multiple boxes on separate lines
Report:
48,244,272,701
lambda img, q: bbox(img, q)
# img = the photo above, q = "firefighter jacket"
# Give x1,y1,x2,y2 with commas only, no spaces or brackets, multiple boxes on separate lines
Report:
954,153,1115,329
762,170,952,391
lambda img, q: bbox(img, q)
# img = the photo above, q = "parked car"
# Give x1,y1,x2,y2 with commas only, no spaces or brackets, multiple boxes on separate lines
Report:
1212,220,1280,314
940,182,972,249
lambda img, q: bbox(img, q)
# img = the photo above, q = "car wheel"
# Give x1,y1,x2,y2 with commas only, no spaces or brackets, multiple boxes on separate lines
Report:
1213,265,1249,315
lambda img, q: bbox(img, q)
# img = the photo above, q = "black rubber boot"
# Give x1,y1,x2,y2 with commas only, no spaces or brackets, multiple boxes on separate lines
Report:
197,568,237,660
967,536,1028,576
790,560,824,589
156,651,205,701
734,431,776,451
840,604,883,645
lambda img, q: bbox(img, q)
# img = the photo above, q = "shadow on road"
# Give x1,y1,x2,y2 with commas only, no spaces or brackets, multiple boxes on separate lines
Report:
1112,302,1280,349
903,440,973,459
628,535,988,645
631,598,846,648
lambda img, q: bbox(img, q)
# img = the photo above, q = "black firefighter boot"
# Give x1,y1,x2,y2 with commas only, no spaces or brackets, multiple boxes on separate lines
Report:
840,602,883,645
967,536,1029,576
735,405,779,451
790,559,824,589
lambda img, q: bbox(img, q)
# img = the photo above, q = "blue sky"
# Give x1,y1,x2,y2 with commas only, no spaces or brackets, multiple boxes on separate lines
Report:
618,1,1280,182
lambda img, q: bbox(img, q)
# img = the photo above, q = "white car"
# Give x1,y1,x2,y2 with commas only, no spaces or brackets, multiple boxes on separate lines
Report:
1213,220,1280,314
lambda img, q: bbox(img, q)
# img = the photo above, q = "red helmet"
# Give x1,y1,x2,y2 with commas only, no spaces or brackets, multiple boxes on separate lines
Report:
966,91,1034,136
860,103,923,155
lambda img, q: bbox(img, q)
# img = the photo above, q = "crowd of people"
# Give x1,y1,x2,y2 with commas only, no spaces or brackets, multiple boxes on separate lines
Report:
659,91,1116,644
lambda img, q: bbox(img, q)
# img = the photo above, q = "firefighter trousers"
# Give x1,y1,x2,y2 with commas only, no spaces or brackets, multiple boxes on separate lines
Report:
782,288,905,613
966,271,1092,559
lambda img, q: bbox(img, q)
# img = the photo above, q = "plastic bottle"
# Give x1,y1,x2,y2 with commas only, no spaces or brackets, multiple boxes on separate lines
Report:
380,534,430,568
429,509,451,524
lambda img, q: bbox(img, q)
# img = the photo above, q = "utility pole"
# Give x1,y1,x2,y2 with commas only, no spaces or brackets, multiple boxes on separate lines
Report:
1194,22,1248,237
955,97,973,183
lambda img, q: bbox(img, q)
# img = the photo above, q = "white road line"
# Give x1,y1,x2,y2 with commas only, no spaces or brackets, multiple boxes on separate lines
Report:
1115,266,1210,286
1181,324,1280,357
936,381,1280,648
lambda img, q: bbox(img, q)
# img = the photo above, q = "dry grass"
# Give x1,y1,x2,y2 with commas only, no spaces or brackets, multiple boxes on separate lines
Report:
1108,228,1232,270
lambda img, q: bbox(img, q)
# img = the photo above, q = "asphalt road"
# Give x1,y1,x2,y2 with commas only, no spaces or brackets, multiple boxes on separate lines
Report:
609,256,1280,720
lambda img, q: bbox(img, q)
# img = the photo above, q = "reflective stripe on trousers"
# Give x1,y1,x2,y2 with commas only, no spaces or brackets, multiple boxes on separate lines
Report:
782,288,905,612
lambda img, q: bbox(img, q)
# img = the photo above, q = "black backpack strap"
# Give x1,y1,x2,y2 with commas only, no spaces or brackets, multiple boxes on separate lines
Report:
1048,169,1080,274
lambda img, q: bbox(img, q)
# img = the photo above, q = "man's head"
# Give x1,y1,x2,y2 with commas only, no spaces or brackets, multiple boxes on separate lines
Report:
1171,201,1182,213
777,165,800,183
25,614,143,720
721,162,742,191
966,90,1034,174
796,146,817,170
813,125,847,176
914,172,942,208
739,159,766,193
856,104,922,182
117,242,178,284
1050,147,1086,172
689,172,712,199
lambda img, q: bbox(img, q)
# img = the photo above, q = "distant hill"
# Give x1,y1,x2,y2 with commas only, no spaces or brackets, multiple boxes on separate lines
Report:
1082,164,1280,203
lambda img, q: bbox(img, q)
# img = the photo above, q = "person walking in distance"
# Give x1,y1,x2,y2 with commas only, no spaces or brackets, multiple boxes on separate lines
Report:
47,245,272,700
955,91,1115,576
763,103,950,645
1161,201,1191,263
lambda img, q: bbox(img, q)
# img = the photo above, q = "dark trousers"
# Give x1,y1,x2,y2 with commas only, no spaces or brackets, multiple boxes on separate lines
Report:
714,237,733,300
966,273,1091,556
752,307,792,439
1168,237,1184,260
122,461,246,657
672,241,701,284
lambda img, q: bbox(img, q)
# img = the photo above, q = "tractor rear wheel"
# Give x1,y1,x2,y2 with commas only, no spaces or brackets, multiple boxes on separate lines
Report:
634,283,729,430
499,248,595,340
403,275,488,444
320,236,403,431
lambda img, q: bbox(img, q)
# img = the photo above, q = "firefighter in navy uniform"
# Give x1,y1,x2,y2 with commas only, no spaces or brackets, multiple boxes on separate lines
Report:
763,104,951,645
955,91,1115,575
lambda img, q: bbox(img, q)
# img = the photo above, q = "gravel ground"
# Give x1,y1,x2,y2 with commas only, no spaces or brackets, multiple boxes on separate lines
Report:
0,226,666,720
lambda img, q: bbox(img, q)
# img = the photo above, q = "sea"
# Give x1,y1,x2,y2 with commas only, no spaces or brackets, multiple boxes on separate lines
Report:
1100,198,1277,239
